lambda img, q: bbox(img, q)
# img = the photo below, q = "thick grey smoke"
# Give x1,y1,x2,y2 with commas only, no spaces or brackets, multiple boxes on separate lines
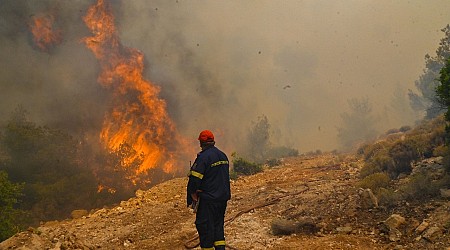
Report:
1,0,450,154
0,0,108,139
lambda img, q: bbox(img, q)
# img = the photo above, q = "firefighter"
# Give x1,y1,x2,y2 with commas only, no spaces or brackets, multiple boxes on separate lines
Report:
187,130,231,250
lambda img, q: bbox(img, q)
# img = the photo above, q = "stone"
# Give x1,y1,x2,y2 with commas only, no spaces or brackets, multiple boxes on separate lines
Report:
388,228,402,242
71,209,88,219
415,221,429,234
135,189,145,198
422,226,443,242
336,226,353,234
383,214,406,230
360,188,378,209
271,217,319,236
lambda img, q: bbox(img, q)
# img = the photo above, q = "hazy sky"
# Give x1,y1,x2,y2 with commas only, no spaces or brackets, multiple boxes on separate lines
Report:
1,0,450,154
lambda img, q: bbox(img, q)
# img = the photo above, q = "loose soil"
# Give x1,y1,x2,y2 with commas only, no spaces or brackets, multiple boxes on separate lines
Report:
1,153,449,249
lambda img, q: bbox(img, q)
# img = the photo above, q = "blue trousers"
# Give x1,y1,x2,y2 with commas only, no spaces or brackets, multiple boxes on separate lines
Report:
195,200,227,249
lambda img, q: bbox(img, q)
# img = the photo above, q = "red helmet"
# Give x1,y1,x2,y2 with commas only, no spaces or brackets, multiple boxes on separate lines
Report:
198,130,214,142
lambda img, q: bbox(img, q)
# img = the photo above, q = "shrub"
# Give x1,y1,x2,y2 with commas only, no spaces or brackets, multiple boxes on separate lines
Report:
359,162,383,179
399,125,412,133
357,172,390,193
0,171,24,241
231,153,263,176
377,187,400,207
358,141,391,161
372,154,395,172
385,128,400,135
433,145,448,157
388,139,419,178
400,173,441,200
267,146,299,159
266,158,282,167
229,170,238,180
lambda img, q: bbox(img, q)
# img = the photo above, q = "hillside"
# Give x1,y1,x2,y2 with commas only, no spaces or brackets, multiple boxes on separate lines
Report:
1,153,449,249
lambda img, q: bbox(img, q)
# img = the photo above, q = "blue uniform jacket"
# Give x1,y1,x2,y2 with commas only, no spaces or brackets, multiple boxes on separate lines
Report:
187,145,231,206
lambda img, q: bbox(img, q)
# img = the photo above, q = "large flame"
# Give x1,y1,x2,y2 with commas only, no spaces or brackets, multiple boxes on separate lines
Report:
82,0,189,180
29,13,62,52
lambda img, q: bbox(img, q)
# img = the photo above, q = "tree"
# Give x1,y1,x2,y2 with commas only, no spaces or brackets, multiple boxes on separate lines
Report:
435,57,450,176
436,58,450,142
247,115,270,162
0,170,24,241
0,106,99,223
337,97,378,150
409,25,450,119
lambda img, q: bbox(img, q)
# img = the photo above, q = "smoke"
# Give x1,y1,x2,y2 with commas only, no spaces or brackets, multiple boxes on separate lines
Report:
1,0,450,154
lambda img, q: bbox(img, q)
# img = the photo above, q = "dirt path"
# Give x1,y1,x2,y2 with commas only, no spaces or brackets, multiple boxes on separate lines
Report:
1,153,447,249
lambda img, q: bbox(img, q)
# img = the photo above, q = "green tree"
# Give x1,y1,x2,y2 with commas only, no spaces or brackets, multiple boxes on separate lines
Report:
0,170,24,241
337,97,378,150
0,107,99,223
436,57,450,176
436,58,450,143
409,25,450,119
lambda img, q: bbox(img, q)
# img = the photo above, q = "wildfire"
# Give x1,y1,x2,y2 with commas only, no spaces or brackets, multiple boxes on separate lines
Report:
29,13,62,52
82,0,189,181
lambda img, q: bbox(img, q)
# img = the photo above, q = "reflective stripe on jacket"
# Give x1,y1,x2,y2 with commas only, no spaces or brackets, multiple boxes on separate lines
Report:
187,146,231,205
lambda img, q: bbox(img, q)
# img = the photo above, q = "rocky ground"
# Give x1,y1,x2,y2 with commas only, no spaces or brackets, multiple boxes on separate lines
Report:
1,153,449,249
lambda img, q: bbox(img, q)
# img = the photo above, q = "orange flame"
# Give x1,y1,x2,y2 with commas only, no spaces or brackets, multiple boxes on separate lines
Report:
83,0,189,181
29,14,62,52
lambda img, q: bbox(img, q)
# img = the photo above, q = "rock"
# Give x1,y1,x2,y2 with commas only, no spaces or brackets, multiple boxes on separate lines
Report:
379,214,406,241
415,221,429,234
388,228,402,242
383,214,406,231
336,226,353,234
71,210,88,219
422,226,443,242
135,189,145,198
360,188,378,209
271,217,319,236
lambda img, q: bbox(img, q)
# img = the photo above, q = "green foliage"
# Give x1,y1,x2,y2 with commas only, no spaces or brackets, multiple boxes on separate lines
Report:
400,173,441,200
409,25,450,119
0,107,100,225
357,172,390,193
231,153,263,176
337,97,378,150
0,170,24,241
435,55,450,172
229,170,238,180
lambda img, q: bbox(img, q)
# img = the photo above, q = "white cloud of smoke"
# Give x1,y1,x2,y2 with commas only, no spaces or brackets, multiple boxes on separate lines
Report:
1,0,450,153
